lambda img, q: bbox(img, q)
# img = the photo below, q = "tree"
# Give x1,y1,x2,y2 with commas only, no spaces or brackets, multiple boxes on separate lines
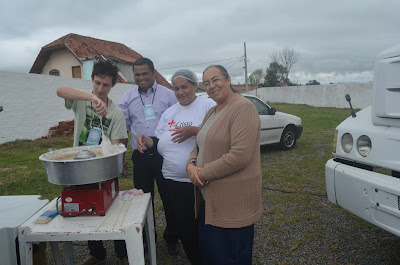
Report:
249,68,264,87
306,80,320,85
264,62,287,87
269,47,300,83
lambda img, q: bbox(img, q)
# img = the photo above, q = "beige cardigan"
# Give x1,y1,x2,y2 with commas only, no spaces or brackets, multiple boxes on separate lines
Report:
188,94,263,228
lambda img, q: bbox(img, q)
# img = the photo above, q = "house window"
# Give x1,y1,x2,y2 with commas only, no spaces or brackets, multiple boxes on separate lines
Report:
49,69,60,76
72,66,81,79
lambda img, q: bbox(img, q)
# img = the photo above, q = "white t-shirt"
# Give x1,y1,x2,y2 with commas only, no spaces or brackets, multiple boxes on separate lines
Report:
155,96,216,182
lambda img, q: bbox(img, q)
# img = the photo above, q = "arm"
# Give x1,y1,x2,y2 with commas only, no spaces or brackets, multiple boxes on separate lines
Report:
57,87,107,116
187,162,204,187
201,102,261,181
170,126,200,143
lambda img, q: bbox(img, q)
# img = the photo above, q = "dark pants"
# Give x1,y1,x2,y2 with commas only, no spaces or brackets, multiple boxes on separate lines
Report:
87,178,127,259
199,202,255,265
88,240,126,259
131,150,178,244
164,178,201,265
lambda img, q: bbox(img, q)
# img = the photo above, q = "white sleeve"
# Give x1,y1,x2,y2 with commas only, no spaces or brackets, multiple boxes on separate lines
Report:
205,98,217,111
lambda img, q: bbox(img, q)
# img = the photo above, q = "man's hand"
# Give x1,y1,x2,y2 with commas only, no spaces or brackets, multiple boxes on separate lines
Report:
187,163,204,187
171,126,199,143
91,95,108,116
137,135,147,153
137,135,154,153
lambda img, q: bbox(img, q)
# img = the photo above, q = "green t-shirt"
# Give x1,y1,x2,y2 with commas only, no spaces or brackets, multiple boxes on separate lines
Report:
65,93,127,147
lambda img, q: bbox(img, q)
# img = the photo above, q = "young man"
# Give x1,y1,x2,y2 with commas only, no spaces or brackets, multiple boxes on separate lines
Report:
57,61,128,265
118,58,180,255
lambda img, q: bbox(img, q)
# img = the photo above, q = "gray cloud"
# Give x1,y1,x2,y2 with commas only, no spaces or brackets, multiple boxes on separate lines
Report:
1,0,399,85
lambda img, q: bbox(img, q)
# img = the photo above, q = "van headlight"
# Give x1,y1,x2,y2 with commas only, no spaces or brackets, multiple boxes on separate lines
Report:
341,133,353,153
333,130,338,153
357,135,372,157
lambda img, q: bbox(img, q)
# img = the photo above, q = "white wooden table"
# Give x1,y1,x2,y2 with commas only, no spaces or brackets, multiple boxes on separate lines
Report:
18,192,156,265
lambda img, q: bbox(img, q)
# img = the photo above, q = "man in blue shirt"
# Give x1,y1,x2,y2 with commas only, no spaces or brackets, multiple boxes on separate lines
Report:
119,58,180,255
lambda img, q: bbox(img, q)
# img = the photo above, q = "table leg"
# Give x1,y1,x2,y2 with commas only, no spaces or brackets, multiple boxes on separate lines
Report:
125,225,145,265
49,242,63,265
18,228,33,265
63,241,74,264
19,242,34,265
145,202,156,265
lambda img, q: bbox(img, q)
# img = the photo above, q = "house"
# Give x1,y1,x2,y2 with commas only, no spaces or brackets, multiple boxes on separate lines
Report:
29,33,172,89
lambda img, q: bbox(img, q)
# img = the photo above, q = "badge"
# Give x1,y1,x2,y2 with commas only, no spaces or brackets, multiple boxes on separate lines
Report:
86,127,102,145
144,104,156,121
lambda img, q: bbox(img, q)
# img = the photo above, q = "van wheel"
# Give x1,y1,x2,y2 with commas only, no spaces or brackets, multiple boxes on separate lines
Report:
279,127,296,150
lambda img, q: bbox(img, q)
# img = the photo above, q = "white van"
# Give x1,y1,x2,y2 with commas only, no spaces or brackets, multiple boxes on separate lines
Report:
326,43,400,236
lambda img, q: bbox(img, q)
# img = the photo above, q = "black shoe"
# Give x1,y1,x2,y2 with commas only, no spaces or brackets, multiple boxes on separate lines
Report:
167,242,180,255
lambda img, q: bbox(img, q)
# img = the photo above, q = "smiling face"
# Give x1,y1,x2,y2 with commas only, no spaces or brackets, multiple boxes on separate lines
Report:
172,77,197,106
133,64,155,92
202,67,232,105
91,75,114,102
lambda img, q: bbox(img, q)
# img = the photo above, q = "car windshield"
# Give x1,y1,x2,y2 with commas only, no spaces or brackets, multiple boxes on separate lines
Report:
246,96,271,115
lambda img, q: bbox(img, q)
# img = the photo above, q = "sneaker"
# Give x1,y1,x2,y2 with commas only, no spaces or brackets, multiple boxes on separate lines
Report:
119,257,129,265
80,255,106,265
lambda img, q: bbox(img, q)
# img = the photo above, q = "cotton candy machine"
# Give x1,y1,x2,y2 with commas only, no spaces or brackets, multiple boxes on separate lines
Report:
39,144,126,216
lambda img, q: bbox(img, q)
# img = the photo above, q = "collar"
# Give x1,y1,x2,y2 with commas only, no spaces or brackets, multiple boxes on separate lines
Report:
138,80,157,95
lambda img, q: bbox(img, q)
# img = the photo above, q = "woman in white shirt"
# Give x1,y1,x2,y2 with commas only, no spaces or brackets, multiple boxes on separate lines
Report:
137,69,215,265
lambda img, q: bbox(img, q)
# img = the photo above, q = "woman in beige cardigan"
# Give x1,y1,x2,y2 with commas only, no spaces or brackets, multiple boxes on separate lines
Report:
187,65,263,265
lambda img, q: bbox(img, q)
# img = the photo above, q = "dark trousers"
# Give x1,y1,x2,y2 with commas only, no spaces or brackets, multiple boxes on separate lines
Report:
87,178,127,259
199,202,255,265
88,240,126,259
164,178,202,265
131,150,178,244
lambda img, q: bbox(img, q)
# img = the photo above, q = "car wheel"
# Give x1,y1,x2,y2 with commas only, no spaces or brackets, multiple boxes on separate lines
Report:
279,126,296,150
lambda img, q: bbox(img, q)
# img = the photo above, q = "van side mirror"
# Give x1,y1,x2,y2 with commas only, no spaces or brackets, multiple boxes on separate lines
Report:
345,94,356,118
270,107,276,115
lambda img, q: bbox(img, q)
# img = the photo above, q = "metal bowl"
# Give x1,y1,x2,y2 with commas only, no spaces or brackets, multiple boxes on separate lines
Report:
39,144,127,185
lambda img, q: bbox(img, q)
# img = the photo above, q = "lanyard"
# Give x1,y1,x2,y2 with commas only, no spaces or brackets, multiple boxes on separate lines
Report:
139,84,157,106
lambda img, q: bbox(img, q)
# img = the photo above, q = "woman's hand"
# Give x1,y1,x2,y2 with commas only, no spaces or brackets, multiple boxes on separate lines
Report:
187,162,204,187
171,126,199,143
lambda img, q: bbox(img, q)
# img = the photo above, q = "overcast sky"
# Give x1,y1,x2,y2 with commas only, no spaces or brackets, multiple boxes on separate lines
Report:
1,0,399,85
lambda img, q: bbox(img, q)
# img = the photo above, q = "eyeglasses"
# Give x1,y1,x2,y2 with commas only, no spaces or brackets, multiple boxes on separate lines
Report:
203,76,226,89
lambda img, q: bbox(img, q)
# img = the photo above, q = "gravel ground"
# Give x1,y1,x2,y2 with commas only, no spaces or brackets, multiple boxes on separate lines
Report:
41,164,400,264
41,189,400,265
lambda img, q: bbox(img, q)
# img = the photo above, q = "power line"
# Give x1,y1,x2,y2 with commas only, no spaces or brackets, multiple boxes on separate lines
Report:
158,56,244,71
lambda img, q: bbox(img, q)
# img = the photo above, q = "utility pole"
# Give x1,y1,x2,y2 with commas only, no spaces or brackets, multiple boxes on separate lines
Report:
244,42,248,93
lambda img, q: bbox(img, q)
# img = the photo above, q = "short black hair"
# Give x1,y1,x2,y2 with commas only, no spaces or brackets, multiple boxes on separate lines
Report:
133,57,155,73
91,61,119,86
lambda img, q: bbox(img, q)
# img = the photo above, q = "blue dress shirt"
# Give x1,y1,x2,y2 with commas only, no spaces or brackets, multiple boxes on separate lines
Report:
119,81,177,150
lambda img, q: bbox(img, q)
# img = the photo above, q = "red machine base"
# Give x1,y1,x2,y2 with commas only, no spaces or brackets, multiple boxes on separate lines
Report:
60,179,119,216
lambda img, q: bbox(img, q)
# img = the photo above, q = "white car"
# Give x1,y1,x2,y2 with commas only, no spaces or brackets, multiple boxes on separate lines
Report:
198,93,303,149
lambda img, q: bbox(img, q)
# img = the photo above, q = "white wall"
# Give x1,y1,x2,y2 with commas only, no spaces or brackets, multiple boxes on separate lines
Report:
0,71,132,145
0,71,374,145
249,82,373,109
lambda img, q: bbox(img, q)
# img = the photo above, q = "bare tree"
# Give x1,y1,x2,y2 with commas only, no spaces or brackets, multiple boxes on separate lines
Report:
249,68,264,87
269,47,300,83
